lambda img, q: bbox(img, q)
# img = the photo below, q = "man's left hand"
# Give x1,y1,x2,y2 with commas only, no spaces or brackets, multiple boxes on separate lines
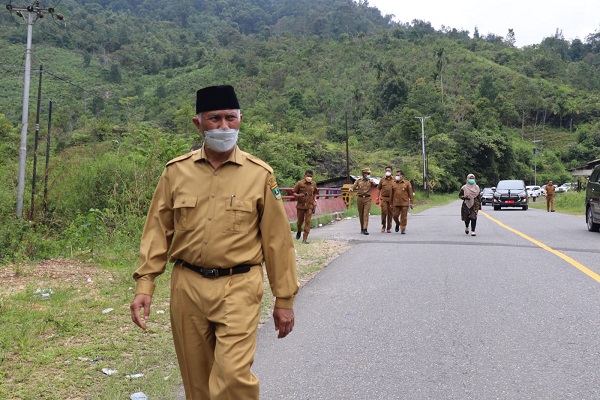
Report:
273,307,295,339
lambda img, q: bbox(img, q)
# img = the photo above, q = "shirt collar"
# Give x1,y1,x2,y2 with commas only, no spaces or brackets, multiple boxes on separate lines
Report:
193,144,244,166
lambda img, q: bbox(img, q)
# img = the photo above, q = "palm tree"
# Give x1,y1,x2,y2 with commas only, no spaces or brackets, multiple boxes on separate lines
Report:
434,47,449,104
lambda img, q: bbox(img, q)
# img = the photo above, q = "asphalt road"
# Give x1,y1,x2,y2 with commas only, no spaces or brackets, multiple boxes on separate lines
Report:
252,201,600,400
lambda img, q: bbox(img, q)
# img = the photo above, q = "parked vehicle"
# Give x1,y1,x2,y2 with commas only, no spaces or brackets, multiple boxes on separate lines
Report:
525,185,543,198
585,166,600,232
557,182,577,193
480,187,494,205
492,180,529,210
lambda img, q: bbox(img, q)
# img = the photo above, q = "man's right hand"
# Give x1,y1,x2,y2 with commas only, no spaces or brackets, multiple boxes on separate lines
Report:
130,294,152,330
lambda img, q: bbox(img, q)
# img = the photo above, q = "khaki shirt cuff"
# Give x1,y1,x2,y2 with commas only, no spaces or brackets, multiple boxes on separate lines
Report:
274,296,295,309
134,281,156,297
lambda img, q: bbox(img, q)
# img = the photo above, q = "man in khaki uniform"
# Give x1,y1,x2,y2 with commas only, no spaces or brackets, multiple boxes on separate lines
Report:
349,167,376,235
376,166,394,233
293,170,318,243
129,85,299,400
545,179,556,212
392,170,414,234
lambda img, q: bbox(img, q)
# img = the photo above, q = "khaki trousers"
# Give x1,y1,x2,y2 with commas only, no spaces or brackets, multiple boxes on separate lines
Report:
380,199,392,230
393,206,409,230
296,208,313,240
170,263,263,400
357,197,371,230
546,195,555,211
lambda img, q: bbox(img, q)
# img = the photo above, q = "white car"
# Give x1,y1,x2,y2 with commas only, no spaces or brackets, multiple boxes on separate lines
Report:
557,182,577,193
526,185,544,197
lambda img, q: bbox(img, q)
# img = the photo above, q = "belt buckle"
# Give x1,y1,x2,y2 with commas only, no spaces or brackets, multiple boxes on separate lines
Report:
203,268,219,278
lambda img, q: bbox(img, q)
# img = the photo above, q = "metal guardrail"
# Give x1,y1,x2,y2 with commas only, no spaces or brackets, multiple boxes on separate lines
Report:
279,187,344,201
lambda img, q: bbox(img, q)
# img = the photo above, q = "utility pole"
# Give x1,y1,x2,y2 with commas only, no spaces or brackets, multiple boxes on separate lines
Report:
345,112,350,184
415,116,431,191
5,2,64,217
29,65,43,220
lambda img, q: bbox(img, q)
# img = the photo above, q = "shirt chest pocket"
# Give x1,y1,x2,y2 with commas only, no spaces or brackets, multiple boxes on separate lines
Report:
174,196,198,231
225,199,253,233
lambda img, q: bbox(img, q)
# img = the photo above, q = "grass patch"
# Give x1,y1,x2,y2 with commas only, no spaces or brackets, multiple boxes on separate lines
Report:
527,191,586,215
0,239,350,399
413,192,459,210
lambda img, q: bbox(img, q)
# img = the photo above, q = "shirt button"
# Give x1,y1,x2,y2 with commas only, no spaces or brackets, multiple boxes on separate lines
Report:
204,240,208,245
208,217,212,221
211,194,215,198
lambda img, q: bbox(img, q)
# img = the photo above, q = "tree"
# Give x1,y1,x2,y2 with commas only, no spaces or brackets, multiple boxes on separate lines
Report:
506,29,516,47
406,78,440,117
434,47,449,104
551,86,572,129
565,96,583,131
108,63,122,83
476,75,498,103
374,75,409,114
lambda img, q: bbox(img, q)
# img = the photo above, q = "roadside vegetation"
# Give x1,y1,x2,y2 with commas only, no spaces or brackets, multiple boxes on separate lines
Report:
0,193,457,399
527,190,586,215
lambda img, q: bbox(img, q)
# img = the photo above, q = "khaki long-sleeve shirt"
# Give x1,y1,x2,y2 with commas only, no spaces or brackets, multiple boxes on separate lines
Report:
293,179,318,210
377,176,394,199
133,145,299,309
352,177,376,196
392,179,414,207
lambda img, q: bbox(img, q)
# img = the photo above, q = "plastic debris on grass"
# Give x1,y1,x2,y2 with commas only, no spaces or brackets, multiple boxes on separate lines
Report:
102,368,118,376
34,288,53,299
130,392,148,400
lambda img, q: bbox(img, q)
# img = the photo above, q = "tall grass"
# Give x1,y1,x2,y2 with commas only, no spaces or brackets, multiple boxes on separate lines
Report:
528,191,586,215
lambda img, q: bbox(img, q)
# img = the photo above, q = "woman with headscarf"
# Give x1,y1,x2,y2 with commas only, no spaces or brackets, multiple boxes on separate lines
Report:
459,173,481,236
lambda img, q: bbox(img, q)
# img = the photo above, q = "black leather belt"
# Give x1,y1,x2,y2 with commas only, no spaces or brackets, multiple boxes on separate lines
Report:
358,195,370,198
181,261,253,279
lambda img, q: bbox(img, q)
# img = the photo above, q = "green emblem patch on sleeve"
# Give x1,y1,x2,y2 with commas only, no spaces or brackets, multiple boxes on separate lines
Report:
271,183,282,200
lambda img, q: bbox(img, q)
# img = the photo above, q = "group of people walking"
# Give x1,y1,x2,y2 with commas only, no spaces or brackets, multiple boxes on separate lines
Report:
348,167,415,235
294,168,561,243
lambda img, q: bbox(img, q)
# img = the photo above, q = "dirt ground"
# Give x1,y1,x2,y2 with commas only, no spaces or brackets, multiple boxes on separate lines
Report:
0,259,116,298
0,239,350,299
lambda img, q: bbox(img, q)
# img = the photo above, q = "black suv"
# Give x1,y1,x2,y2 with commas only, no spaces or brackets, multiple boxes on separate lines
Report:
492,180,528,210
585,165,600,232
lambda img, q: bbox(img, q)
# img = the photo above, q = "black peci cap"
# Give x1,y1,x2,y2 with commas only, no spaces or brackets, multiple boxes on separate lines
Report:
196,85,240,114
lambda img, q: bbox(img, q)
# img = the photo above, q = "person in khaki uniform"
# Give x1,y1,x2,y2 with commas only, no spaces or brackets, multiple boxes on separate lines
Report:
545,179,556,212
293,170,318,243
376,166,394,233
129,85,299,400
349,167,376,235
391,170,414,234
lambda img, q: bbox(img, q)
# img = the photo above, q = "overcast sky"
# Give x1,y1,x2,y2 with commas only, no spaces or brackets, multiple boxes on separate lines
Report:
368,0,600,48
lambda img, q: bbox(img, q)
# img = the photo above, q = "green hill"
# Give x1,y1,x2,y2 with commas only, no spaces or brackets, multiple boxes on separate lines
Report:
1,0,600,262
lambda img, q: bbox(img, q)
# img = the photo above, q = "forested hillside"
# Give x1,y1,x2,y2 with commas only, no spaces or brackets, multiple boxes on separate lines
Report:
1,0,600,262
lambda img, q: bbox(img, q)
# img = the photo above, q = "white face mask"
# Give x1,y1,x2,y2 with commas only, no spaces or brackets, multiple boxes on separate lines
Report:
204,129,239,153
385,171,392,177
395,176,401,181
